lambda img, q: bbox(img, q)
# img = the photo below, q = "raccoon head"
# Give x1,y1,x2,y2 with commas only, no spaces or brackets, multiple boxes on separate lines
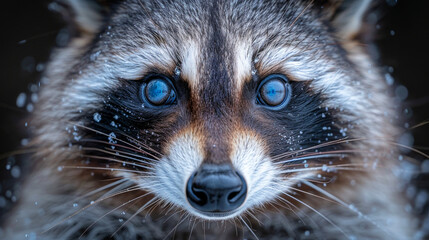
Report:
35,0,397,223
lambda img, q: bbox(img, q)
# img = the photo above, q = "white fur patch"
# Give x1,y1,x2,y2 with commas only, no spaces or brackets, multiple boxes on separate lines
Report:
233,41,252,93
145,129,204,214
180,41,201,91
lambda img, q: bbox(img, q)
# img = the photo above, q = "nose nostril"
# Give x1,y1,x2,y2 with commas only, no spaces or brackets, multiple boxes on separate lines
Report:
192,186,208,205
227,172,247,204
227,190,240,202
186,165,247,213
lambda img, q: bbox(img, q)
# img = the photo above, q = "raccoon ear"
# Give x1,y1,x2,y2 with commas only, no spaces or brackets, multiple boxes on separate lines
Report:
321,0,373,40
50,0,119,35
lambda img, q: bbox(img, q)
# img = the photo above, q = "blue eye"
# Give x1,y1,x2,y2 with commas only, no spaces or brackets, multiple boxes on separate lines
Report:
256,74,292,110
140,75,176,107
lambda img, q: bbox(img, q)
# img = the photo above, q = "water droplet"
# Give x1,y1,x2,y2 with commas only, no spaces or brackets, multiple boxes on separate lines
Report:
174,66,181,76
16,93,27,108
11,166,21,178
93,112,102,122
26,103,34,112
90,51,101,61
73,203,78,207
384,73,394,86
395,85,408,101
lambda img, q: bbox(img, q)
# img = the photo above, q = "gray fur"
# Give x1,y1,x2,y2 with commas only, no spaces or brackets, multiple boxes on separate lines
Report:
3,0,416,239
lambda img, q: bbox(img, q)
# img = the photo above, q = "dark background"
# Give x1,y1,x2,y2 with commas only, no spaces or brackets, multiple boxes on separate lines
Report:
0,0,428,234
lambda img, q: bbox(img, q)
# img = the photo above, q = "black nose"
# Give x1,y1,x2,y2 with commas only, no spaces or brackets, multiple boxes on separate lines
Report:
186,164,247,213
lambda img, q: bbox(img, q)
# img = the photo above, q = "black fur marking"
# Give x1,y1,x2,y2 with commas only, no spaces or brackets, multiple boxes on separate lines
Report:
199,2,234,165
242,79,345,163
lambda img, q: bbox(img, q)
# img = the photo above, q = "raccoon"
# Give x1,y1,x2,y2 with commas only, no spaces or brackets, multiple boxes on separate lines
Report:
2,0,416,239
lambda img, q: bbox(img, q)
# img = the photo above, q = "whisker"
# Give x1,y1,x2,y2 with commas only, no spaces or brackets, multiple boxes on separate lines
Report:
278,164,366,174
288,0,314,29
43,186,141,234
82,154,155,171
274,153,348,164
110,197,159,237
239,216,259,240
80,193,151,238
81,147,156,165
162,213,188,240
273,138,357,161
282,192,349,238
287,186,338,204
73,123,162,159
61,166,152,175
79,138,160,161
0,147,39,160
301,180,391,235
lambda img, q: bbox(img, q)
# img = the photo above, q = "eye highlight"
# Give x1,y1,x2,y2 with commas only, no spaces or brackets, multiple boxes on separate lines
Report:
256,74,292,110
140,75,176,107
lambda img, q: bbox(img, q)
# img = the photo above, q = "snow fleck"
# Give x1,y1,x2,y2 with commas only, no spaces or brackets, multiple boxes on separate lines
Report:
90,51,101,61
26,103,34,112
93,112,102,122
385,73,394,86
174,66,181,76
395,85,408,101
322,164,328,171
73,203,78,208
57,166,63,172
21,138,29,146
16,93,27,108
110,121,118,128
253,57,259,63
31,93,38,103
11,166,21,178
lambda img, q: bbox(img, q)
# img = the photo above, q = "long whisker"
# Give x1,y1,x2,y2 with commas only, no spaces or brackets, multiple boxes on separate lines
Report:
110,197,159,237
43,186,141,234
73,123,162,159
278,164,366,174
282,192,349,238
81,147,157,165
239,215,259,240
78,137,161,161
274,153,349,164
162,213,188,240
61,166,152,175
80,193,152,238
301,180,391,235
82,154,155,171
288,0,314,29
103,147,158,163
273,138,358,160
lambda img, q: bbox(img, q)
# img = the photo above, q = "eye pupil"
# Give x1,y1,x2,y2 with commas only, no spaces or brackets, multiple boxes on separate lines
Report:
143,78,172,106
256,74,292,110
260,79,286,106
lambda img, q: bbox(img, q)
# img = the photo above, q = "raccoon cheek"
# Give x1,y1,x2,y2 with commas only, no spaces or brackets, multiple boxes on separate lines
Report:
148,128,206,208
229,131,284,208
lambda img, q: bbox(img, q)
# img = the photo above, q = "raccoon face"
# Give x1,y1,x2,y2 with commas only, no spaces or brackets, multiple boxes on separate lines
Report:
37,0,395,223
